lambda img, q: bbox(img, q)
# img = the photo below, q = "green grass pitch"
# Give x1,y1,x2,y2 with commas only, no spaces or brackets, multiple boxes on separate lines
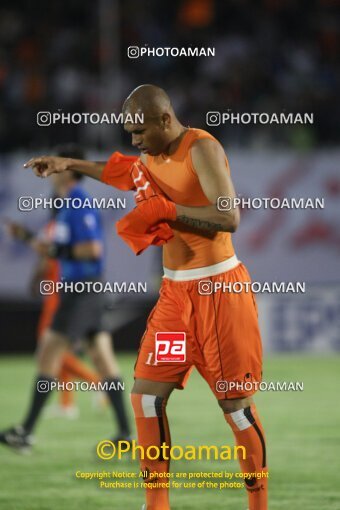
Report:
0,354,339,510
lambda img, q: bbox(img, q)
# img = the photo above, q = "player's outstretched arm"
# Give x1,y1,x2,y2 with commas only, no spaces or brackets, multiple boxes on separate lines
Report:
175,138,240,233
24,156,106,181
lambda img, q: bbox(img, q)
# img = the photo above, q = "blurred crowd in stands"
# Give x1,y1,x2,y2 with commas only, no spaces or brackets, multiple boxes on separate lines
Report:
0,0,338,152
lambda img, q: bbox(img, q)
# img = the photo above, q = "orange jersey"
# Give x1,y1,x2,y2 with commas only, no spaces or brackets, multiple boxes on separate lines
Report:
36,221,60,338
146,128,235,271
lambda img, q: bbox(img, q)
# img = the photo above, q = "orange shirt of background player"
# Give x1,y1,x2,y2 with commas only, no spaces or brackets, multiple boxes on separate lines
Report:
36,221,60,339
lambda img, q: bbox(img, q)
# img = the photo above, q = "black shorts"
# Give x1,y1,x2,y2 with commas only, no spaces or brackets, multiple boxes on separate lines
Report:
50,284,111,341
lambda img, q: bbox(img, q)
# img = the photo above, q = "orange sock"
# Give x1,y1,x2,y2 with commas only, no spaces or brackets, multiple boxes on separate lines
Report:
225,405,268,510
61,352,101,384
131,394,171,510
59,365,74,408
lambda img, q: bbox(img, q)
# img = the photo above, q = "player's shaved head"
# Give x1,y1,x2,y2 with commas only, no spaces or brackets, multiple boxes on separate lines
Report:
123,84,173,118
123,84,185,156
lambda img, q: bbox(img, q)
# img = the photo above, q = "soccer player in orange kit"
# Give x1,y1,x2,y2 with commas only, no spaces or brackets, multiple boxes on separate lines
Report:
24,85,267,510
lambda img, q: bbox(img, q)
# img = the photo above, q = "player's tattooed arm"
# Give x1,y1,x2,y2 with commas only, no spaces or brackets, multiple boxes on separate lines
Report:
24,157,106,181
175,139,240,233
176,214,228,232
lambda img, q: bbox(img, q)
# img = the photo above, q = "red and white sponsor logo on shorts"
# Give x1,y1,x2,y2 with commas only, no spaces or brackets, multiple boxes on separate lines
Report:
155,332,186,362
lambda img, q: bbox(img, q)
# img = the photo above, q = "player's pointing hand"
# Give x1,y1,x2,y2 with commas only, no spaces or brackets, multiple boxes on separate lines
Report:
23,156,71,178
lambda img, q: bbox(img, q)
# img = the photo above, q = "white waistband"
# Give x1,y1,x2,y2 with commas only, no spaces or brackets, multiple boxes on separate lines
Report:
163,255,240,281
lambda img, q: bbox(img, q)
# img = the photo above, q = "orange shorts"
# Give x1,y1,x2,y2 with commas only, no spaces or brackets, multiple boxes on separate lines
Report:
134,262,263,399
37,293,60,340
